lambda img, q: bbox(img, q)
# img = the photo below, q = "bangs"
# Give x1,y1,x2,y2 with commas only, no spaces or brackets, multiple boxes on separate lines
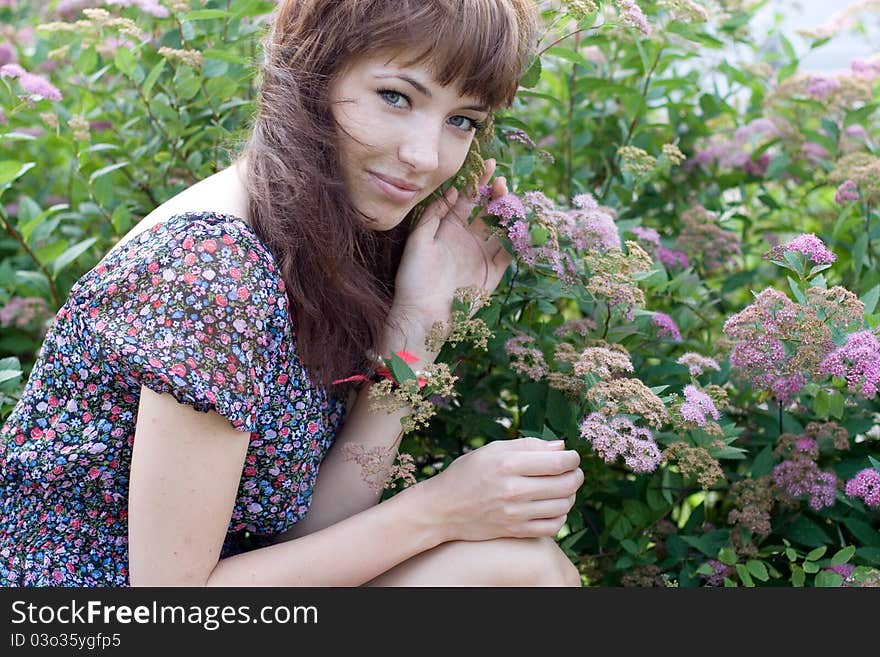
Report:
348,0,533,109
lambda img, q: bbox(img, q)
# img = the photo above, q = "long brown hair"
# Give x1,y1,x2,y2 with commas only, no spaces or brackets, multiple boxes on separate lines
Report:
238,0,537,394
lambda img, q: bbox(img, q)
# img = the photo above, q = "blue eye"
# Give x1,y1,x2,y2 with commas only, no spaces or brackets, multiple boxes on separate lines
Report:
378,89,408,108
449,115,483,132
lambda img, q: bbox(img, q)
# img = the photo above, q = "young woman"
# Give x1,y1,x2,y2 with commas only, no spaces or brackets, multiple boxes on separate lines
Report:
0,0,584,587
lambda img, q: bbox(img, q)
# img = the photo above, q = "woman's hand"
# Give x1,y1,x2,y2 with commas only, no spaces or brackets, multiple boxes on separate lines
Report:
388,158,513,333
416,437,584,543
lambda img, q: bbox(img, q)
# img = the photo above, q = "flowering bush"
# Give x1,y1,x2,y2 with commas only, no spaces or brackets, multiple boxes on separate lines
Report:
2,0,880,587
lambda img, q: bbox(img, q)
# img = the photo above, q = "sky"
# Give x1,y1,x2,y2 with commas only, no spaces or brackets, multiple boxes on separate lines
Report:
748,0,878,73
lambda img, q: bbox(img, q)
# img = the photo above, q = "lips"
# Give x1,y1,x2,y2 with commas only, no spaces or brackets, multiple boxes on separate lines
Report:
369,171,421,192
367,171,421,204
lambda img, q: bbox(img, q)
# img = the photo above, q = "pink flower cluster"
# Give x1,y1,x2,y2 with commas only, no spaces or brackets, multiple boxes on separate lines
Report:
819,330,880,397
844,468,880,507
835,180,860,205
807,75,840,100
616,0,651,37
0,63,62,101
688,118,779,176
680,385,720,426
656,246,689,269
504,332,549,381
630,226,660,248
772,459,838,510
484,190,620,285
579,412,662,473
723,288,805,402
676,352,720,376
700,559,734,587
765,233,836,266
0,296,49,328
106,0,169,18
651,312,681,341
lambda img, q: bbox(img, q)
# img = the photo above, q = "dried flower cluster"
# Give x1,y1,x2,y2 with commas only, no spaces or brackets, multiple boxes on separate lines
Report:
424,286,493,352
367,362,458,433
662,441,724,489
675,205,741,274
585,241,652,320
341,444,417,494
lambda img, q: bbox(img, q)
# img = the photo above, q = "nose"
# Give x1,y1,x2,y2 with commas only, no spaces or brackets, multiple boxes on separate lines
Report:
397,124,440,173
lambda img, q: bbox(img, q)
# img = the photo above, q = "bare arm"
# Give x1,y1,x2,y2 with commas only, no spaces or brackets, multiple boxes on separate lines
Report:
128,385,444,587
275,317,438,541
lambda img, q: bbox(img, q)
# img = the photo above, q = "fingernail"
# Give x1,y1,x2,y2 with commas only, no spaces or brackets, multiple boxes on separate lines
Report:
549,440,565,447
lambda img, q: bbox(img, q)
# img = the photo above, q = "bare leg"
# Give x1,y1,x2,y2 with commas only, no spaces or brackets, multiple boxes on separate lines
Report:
363,536,581,587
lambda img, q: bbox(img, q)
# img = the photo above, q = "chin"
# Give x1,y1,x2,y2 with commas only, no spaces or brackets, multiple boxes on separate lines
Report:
358,204,411,232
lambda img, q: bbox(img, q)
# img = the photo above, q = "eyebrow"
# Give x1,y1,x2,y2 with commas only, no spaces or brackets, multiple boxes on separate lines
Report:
374,73,489,113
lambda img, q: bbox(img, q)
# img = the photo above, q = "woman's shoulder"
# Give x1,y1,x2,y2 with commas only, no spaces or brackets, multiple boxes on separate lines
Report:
104,162,251,260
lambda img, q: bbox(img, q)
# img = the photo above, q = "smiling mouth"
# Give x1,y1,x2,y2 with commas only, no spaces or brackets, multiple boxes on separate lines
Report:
367,171,420,203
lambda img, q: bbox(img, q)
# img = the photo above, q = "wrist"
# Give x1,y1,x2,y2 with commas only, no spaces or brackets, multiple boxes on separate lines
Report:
402,475,454,546
378,311,440,366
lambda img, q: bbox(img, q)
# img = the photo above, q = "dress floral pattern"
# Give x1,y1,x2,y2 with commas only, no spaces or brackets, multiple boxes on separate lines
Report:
0,211,348,586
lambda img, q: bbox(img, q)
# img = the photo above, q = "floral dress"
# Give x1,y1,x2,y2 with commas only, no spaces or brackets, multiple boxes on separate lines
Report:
0,211,348,586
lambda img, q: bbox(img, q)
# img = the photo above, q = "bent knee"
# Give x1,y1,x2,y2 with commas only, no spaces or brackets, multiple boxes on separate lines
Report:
489,536,581,587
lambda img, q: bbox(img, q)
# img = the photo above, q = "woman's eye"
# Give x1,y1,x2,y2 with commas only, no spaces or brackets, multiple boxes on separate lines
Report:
449,115,478,132
378,89,408,108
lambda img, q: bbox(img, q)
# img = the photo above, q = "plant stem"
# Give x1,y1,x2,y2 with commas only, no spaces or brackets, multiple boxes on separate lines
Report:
0,206,62,309
566,31,581,201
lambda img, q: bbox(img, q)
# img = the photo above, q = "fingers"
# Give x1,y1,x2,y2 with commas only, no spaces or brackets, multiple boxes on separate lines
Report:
518,467,585,502
505,449,581,477
517,496,577,522
500,437,568,451
476,158,497,194
414,186,459,237
524,515,568,537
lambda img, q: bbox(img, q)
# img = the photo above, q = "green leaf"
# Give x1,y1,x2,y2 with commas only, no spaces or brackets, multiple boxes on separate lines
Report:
787,275,806,304
19,203,68,245
545,46,592,69
830,546,856,566
114,47,136,78
802,561,819,574
841,517,880,547
513,154,535,178
766,152,791,179
735,563,755,587
789,515,830,548
184,9,230,20
89,161,130,184
782,250,805,276
519,55,542,88
791,565,805,587
746,560,769,581
805,546,827,561
750,445,775,478
861,284,880,315
0,370,22,386
869,455,880,472
51,238,98,277
814,570,843,587
843,103,878,129
718,547,737,566
389,353,417,384
203,49,248,65
142,59,166,96
230,0,275,19
0,161,35,188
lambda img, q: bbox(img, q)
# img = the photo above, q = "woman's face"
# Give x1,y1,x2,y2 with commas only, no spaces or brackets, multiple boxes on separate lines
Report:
329,49,490,231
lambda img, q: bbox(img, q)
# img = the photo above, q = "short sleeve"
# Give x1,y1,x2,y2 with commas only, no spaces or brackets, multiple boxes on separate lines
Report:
77,212,287,434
